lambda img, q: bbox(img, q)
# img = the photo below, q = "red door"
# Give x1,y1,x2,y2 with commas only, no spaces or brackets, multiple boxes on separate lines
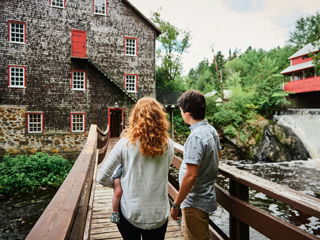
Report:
71,30,86,58
108,108,125,137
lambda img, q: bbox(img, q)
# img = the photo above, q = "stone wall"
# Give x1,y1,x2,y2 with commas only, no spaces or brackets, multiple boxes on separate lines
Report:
0,106,88,160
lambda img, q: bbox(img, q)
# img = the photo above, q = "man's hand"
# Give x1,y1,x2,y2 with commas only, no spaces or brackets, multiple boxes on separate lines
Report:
170,207,181,221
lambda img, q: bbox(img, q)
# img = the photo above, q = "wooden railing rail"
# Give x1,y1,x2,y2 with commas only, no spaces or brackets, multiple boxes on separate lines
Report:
169,142,320,240
26,125,109,240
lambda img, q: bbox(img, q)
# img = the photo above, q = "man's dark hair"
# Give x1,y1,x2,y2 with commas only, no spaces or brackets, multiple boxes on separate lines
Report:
177,90,206,120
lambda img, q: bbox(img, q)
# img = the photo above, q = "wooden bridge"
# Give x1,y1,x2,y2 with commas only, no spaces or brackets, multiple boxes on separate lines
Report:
26,125,320,240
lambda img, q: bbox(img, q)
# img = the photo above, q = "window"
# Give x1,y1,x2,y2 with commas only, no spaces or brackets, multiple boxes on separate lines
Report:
302,55,310,60
71,70,86,90
124,37,137,56
27,113,43,133
94,0,107,15
293,72,302,81
71,113,86,132
305,68,315,79
8,21,26,43
8,66,26,88
124,74,137,92
49,0,65,8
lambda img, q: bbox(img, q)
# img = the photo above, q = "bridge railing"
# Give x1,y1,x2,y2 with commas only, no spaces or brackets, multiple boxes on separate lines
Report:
26,127,320,240
169,142,320,240
26,124,109,240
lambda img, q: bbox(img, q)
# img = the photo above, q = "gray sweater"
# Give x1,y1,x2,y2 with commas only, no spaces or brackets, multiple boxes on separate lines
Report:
97,137,174,229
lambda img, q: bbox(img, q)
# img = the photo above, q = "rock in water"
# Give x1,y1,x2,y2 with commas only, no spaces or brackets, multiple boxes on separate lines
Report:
253,124,310,162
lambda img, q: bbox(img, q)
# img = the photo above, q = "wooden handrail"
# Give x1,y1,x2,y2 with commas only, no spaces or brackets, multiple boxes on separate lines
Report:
26,130,320,240
169,142,320,240
219,164,320,218
26,125,109,240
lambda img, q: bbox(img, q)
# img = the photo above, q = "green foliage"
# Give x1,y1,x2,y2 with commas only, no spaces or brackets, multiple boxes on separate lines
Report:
224,125,237,138
205,95,221,117
239,130,247,143
266,46,296,73
288,12,320,49
156,68,187,93
187,51,226,94
211,107,242,127
152,10,191,84
0,153,72,195
172,109,190,140
225,48,290,117
288,12,320,71
171,13,320,145
187,59,218,93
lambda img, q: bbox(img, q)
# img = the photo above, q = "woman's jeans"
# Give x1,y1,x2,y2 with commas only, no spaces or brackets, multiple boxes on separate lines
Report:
117,206,168,240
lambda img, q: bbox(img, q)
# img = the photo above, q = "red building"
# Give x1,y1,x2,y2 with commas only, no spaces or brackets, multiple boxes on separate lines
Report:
281,43,320,108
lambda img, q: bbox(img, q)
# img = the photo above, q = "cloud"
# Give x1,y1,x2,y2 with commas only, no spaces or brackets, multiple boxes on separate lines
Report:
129,0,320,74
224,0,264,12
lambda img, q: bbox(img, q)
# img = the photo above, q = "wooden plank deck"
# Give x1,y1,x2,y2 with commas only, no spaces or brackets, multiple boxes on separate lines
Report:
86,138,184,240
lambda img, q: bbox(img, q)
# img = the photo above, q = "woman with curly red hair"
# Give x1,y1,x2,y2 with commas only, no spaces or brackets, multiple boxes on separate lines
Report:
97,97,174,240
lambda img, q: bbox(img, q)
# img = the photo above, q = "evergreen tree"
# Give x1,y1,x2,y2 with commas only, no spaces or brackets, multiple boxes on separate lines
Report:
288,12,320,49
288,12,320,72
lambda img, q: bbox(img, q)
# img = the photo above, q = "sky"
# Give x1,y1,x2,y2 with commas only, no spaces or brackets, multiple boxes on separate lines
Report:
129,0,320,75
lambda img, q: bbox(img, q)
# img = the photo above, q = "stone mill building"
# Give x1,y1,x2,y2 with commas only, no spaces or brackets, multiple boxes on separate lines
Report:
0,0,160,159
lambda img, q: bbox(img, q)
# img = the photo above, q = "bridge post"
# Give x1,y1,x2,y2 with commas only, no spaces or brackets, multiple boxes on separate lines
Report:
229,179,249,240
170,108,174,140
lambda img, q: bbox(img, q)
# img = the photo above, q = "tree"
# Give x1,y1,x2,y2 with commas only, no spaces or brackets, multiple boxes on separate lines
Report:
266,46,296,72
211,48,226,101
228,48,241,61
224,48,290,117
186,49,227,95
288,12,320,49
288,12,320,72
151,10,191,83
187,59,214,93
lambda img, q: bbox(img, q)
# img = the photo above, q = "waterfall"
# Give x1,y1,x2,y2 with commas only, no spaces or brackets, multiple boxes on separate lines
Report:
256,129,271,161
274,109,320,159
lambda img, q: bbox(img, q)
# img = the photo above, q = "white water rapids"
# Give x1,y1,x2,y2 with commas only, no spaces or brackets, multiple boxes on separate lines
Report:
274,109,320,159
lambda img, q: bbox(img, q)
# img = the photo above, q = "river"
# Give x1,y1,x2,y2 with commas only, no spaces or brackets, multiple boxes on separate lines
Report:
0,188,58,240
212,158,320,239
1,159,319,239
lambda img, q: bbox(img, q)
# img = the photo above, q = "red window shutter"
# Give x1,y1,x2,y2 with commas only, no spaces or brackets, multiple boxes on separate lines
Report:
71,30,86,58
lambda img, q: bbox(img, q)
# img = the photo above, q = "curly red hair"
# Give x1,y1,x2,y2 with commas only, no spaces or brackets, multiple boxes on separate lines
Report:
127,97,169,158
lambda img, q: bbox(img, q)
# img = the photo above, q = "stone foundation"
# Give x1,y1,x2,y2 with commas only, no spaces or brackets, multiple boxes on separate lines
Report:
0,106,87,160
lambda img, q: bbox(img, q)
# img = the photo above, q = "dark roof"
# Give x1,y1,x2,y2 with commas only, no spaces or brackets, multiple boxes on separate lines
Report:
123,0,161,36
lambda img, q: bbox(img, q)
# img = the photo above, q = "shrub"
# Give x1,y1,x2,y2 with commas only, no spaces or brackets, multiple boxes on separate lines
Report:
224,125,237,138
212,108,242,127
173,109,190,140
0,153,72,195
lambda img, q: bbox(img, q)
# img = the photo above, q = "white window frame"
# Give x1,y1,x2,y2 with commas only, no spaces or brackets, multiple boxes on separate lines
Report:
8,21,26,44
71,113,86,132
124,74,137,93
8,65,26,88
49,0,65,8
94,0,107,15
71,70,86,90
124,37,137,56
27,113,44,133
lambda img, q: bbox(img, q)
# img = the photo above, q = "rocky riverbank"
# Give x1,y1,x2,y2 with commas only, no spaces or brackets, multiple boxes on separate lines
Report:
220,116,310,162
